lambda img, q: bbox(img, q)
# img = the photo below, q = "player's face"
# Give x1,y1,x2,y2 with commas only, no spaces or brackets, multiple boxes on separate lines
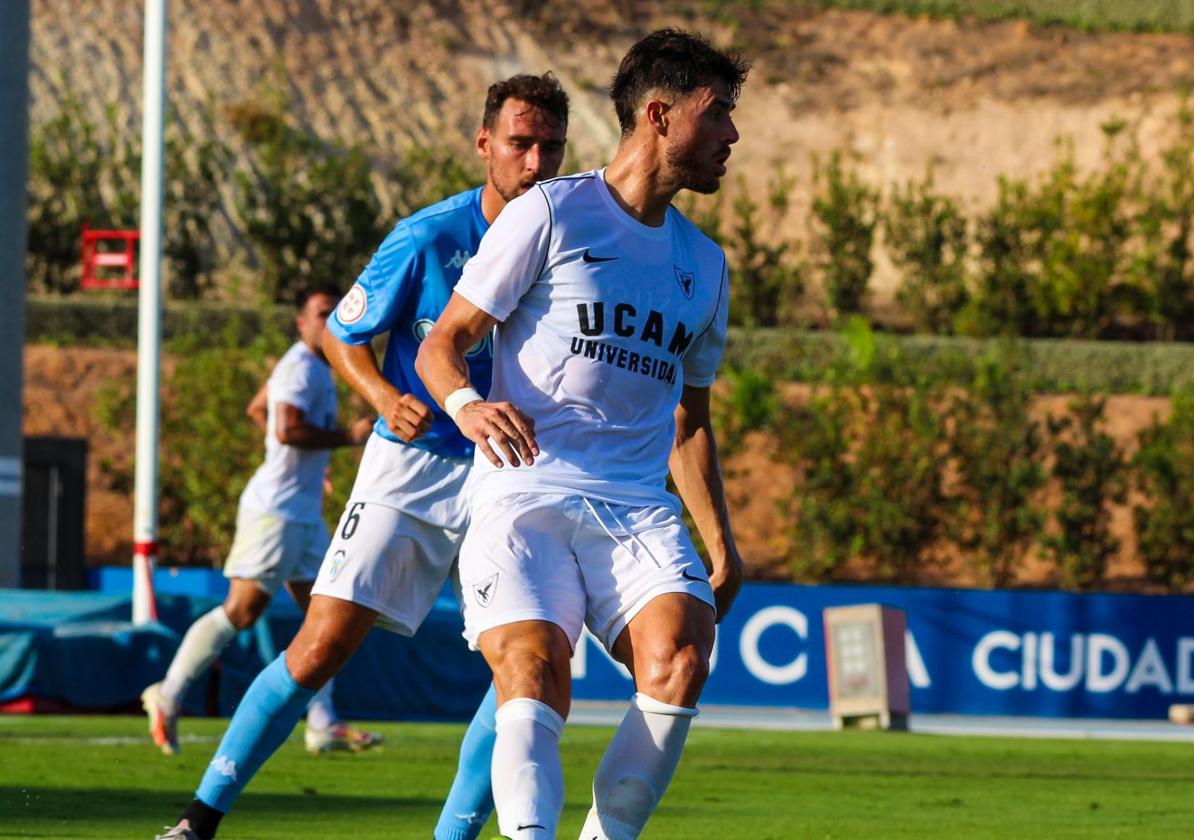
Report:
664,80,739,195
296,292,338,356
478,98,567,203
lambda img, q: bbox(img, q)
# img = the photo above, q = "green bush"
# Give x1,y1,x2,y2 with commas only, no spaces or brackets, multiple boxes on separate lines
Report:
228,90,389,304
726,167,805,327
1043,394,1128,590
1132,102,1194,340
26,86,228,297
946,343,1047,587
886,170,969,334
777,321,952,582
26,93,137,293
1133,389,1194,591
810,151,878,317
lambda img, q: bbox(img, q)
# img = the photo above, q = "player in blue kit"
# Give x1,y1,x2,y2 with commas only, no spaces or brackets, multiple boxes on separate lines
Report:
153,73,570,840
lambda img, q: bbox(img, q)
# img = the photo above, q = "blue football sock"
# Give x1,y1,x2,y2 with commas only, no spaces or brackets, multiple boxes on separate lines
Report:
433,683,498,840
195,653,315,813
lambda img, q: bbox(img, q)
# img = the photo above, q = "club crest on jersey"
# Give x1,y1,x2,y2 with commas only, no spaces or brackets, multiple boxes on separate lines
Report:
674,266,695,300
327,549,347,582
473,574,499,608
338,285,367,324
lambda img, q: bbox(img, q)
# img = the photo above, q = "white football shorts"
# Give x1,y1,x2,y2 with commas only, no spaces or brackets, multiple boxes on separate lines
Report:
310,433,472,635
222,506,329,596
458,492,715,652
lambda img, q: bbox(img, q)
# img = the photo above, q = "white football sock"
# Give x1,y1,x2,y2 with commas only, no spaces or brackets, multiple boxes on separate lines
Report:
160,606,238,710
492,698,565,839
579,692,699,840
305,679,337,731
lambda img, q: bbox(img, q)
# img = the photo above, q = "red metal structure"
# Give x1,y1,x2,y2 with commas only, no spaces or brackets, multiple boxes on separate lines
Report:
80,223,140,290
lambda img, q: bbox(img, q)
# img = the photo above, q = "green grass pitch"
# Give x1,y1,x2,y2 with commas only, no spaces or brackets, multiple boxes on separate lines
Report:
2,715,1193,838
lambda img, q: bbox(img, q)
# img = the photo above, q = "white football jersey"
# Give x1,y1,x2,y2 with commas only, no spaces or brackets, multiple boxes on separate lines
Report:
455,169,729,509
240,341,338,522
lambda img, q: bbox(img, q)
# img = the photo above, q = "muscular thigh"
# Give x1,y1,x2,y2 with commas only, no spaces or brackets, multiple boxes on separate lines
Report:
458,492,587,651
311,500,462,636
575,500,715,652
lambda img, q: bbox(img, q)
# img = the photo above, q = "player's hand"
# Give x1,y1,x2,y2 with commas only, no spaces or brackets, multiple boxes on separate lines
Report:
347,416,374,445
379,393,433,442
708,550,744,623
455,400,538,468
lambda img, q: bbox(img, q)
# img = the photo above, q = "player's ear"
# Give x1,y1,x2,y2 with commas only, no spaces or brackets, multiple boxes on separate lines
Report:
645,99,670,137
475,126,491,160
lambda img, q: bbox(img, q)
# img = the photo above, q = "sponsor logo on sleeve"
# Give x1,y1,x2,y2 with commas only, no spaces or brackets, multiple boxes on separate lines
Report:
444,249,471,270
337,285,367,324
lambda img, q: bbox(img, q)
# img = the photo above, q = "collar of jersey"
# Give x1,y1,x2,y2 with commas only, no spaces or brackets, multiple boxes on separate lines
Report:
470,185,489,232
595,167,673,241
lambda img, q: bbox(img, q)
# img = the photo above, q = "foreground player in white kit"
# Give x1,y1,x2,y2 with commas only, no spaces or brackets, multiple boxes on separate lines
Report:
142,286,376,756
417,28,749,840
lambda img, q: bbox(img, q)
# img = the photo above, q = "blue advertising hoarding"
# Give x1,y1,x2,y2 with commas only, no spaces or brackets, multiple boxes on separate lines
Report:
571,583,1194,719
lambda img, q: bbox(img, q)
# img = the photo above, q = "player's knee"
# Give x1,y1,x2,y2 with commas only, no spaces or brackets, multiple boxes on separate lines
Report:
485,628,572,711
638,644,709,705
285,630,348,689
221,599,263,631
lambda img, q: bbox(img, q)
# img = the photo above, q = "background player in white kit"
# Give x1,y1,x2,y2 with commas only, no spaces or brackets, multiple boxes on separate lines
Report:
141,286,376,756
417,28,749,840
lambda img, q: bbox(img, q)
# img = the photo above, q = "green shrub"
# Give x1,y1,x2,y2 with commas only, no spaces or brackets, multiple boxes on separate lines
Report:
1132,102,1194,340
26,93,138,293
726,167,805,327
1133,389,1194,591
26,86,230,298
886,170,969,334
712,367,777,456
228,90,389,304
777,321,952,582
946,343,1047,587
1043,394,1128,590
810,151,878,317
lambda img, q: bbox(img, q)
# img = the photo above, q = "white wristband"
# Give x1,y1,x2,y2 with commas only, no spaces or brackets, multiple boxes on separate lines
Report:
444,387,483,424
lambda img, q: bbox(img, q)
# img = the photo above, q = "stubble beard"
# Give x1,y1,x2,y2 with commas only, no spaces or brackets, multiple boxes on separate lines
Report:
666,142,722,195
490,159,536,204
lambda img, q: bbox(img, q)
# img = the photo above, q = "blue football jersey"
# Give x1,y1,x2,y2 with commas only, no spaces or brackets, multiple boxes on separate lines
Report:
328,187,492,457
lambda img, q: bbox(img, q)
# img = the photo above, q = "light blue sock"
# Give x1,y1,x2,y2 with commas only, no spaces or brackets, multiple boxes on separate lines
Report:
195,653,315,813
434,683,498,840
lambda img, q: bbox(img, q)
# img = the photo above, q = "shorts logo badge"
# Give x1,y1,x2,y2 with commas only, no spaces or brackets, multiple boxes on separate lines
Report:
473,574,499,608
674,266,695,300
327,549,347,582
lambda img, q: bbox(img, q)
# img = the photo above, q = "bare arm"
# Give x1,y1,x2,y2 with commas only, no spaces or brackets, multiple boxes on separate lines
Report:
246,382,269,431
321,328,432,442
274,403,372,449
669,384,744,622
415,292,537,467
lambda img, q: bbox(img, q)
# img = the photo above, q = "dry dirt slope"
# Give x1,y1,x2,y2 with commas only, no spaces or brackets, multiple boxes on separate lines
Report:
29,1,1194,297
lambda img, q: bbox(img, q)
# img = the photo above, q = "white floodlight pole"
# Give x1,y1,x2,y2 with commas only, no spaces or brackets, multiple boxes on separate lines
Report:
132,0,168,625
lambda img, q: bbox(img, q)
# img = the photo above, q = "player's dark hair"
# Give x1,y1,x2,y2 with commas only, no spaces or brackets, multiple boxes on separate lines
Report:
609,28,750,136
482,72,570,130
294,283,342,311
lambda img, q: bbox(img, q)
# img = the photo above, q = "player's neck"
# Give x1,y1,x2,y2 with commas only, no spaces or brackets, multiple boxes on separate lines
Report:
302,337,328,364
603,148,678,228
480,183,506,226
